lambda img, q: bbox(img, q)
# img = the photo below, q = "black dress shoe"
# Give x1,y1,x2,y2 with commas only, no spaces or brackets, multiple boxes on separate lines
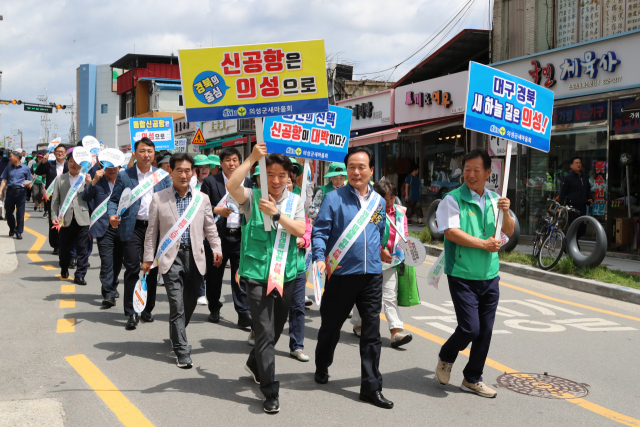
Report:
141,311,154,322
125,314,139,330
69,258,77,269
60,269,69,279
176,354,193,369
208,310,220,323
237,314,253,329
8,230,14,237
87,262,91,268
359,390,394,409
314,371,329,384
15,233,22,240
102,297,116,307
52,248,58,255
74,276,87,286
263,394,280,413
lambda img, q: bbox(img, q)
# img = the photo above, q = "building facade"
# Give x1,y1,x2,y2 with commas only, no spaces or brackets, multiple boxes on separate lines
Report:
76,64,120,145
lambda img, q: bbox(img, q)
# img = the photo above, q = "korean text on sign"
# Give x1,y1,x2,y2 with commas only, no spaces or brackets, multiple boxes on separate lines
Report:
263,105,352,163
464,62,554,153
178,40,329,122
129,117,175,151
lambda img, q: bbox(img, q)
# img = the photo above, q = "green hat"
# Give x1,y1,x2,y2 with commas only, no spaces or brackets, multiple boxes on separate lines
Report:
208,154,220,168
324,162,347,178
158,155,171,164
289,157,303,177
252,165,260,176
194,154,211,166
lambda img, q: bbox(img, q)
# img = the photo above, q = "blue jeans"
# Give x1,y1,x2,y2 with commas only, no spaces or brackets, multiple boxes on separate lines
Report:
288,272,307,351
5,187,26,234
439,275,500,383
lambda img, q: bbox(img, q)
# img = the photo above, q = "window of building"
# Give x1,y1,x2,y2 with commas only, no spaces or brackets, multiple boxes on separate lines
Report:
534,0,555,53
101,104,108,114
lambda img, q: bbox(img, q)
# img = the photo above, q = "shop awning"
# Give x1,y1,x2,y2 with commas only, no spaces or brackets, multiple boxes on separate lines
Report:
349,117,461,147
200,134,256,150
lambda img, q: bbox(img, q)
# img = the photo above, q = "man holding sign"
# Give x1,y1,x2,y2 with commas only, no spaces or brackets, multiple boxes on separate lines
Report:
434,149,514,398
312,146,393,410
141,153,222,369
35,144,68,254
107,137,172,330
227,142,306,413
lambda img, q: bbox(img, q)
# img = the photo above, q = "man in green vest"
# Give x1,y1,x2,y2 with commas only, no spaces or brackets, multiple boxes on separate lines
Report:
227,142,306,414
434,149,514,398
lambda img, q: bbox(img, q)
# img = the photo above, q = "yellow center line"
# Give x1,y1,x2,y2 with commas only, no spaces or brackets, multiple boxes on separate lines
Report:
57,318,75,333
23,225,46,263
56,274,73,281
61,285,75,293
60,299,75,308
66,354,154,427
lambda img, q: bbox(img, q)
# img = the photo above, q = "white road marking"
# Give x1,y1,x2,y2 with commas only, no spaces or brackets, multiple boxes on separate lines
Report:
492,330,512,334
504,319,567,332
495,306,529,317
552,318,638,332
425,322,456,334
420,301,455,314
412,316,457,323
501,300,557,315
526,299,583,315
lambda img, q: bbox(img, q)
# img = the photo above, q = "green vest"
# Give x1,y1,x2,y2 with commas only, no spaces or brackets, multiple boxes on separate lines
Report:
320,182,334,199
444,184,499,280
239,189,304,283
293,186,301,196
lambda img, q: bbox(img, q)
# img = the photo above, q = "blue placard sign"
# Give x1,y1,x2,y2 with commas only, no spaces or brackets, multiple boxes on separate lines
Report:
464,62,554,153
263,105,351,162
129,117,175,151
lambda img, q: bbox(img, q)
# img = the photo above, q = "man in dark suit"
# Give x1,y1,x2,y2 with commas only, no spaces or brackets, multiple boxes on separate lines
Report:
83,160,122,308
107,137,172,330
201,146,252,328
35,145,68,254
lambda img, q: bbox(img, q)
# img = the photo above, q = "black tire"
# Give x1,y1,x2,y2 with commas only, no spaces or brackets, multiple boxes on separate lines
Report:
532,234,542,257
565,216,607,268
426,199,443,241
500,209,520,252
538,229,565,270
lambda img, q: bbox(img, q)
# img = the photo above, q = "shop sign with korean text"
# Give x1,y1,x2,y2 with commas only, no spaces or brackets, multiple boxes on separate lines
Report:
464,62,553,153
129,117,175,151
179,40,329,122
262,105,351,162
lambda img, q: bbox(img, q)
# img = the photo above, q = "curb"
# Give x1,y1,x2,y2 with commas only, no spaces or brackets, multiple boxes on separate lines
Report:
424,244,640,306
0,220,18,274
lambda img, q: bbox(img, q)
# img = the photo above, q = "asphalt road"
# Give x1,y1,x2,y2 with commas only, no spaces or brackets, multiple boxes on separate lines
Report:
2,202,640,427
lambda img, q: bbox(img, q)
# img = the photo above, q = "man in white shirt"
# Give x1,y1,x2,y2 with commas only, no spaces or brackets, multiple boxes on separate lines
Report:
200,147,253,328
107,137,172,330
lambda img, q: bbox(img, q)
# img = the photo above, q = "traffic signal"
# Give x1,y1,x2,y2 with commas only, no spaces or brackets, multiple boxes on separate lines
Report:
11,99,22,105
56,104,66,110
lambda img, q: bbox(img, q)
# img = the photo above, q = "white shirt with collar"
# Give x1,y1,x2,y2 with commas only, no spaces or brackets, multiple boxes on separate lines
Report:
355,185,371,205
437,186,495,233
68,173,82,190
223,172,242,228
136,166,154,220
56,160,65,177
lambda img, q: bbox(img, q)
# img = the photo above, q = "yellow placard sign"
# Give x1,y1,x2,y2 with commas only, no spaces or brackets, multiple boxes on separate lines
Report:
178,40,328,122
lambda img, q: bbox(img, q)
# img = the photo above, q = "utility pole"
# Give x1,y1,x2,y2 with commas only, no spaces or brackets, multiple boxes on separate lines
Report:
67,96,76,144
37,90,49,143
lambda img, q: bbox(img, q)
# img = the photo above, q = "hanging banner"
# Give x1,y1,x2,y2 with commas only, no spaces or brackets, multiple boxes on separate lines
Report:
262,105,351,162
464,62,553,153
178,40,329,122
129,117,175,151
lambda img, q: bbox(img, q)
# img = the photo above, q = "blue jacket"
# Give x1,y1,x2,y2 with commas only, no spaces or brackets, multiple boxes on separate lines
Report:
312,183,386,276
106,166,171,241
82,177,113,238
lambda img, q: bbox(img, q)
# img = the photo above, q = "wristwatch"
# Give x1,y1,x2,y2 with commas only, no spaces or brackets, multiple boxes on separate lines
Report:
272,210,281,222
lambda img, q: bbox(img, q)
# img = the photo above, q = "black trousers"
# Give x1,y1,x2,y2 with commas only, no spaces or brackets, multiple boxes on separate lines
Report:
122,222,158,316
245,277,294,398
316,273,383,393
204,234,250,317
439,275,500,383
5,188,26,234
58,217,89,279
45,200,59,249
97,226,123,299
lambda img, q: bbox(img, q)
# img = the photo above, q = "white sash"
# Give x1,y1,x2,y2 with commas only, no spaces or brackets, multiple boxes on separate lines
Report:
44,176,58,201
90,195,111,228
57,174,85,227
325,191,382,278
426,190,508,289
267,192,300,296
213,180,243,223
153,190,205,269
125,169,169,212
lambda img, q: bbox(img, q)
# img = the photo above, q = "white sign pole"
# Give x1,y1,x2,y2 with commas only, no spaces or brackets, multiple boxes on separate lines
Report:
493,139,513,240
255,118,271,232
299,161,310,211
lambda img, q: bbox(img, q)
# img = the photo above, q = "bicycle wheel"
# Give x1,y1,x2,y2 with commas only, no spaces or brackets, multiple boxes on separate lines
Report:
532,234,542,257
538,229,565,270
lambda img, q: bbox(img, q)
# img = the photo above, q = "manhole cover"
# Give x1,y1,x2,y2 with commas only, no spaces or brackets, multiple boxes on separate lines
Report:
496,373,589,399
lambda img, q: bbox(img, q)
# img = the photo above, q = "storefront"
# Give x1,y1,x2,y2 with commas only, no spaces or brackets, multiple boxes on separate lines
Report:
493,30,640,251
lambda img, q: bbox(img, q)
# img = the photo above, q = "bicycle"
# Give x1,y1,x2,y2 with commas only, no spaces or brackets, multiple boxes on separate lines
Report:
532,199,581,270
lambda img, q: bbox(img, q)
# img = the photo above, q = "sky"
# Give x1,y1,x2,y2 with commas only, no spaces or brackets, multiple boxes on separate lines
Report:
0,0,491,152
